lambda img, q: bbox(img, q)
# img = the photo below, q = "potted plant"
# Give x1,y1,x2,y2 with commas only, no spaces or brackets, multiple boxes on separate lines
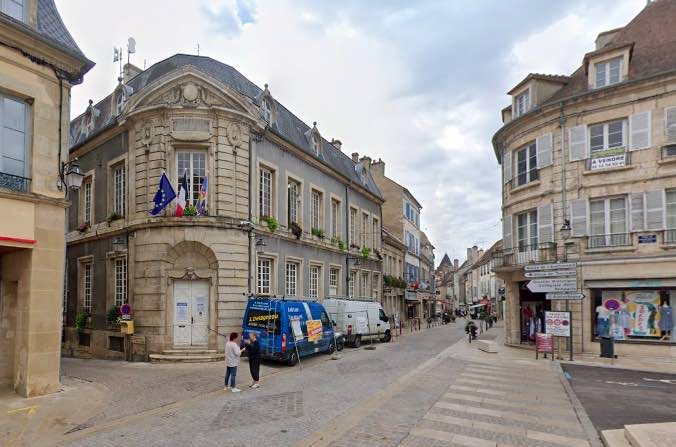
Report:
75,312,88,333
77,222,90,233
311,228,325,239
262,216,278,233
107,305,121,326
337,239,346,252
184,204,198,216
290,222,303,239
360,247,371,259
106,212,123,224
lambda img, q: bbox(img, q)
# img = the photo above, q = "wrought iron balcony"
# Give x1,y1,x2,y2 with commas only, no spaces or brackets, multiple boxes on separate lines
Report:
587,233,632,249
0,172,31,193
491,242,556,268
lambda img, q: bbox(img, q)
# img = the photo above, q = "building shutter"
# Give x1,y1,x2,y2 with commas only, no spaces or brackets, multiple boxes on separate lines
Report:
629,111,651,150
645,190,665,230
502,214,512,252
570,199,588,237
536,133,553,168
503,149,512,185
666,107,676,144
569,125,588,161
537,203,554,243
630,193,645,231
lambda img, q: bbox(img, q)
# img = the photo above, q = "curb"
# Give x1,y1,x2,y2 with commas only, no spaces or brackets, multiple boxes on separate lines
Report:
554,362,604,447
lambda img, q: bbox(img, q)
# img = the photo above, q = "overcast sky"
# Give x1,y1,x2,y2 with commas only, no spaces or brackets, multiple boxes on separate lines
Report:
57,0,645,266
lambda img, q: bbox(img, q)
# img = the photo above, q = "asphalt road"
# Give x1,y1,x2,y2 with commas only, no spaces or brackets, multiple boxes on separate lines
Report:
562,363,676,431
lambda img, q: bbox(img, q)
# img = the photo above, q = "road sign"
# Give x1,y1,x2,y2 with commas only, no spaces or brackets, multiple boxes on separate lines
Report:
526,278,577,293
546,292,585,300
545,311,571,337
524,270,576,278
524,262,577,272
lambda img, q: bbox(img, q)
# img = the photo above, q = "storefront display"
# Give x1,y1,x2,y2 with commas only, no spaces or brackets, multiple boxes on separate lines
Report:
594,290,675,343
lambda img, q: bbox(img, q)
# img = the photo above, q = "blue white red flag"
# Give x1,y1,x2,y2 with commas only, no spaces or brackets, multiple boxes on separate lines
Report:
197,176,208,215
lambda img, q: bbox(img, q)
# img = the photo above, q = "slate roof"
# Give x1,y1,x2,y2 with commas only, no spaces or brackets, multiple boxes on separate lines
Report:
438,253,452,267
0,0,93,78
69,54,383,200
507,73,570,95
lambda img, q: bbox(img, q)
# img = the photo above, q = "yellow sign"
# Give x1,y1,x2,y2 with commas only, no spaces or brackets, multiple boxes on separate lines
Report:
306,320,323,342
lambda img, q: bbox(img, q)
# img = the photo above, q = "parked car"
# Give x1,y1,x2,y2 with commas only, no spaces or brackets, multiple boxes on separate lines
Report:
323,298,391,347
242,297,336,365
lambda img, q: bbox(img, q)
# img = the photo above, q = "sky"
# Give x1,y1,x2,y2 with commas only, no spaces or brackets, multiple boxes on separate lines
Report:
57,0,645,266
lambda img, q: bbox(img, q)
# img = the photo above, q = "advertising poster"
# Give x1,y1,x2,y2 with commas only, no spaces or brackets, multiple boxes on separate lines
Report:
545,311,571,337
290,318,303,340
625,291,660,337
306,320,323,342
535,333,553,353
175,302,189,322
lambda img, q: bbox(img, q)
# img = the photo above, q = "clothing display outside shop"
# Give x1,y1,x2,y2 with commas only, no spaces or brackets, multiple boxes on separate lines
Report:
594,290,675,342
520,303,545,343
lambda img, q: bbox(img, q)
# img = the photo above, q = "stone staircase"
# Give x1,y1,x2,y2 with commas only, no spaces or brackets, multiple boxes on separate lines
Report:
602,422,676,447
149,348,224,363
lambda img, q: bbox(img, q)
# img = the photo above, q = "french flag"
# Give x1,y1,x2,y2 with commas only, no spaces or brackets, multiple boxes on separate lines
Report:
175,171,188,217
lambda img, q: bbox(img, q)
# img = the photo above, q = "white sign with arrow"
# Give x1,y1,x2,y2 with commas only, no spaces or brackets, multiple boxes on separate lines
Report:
526,278,577,293
546,292,585,300
525,270,576,278
524,262,577,272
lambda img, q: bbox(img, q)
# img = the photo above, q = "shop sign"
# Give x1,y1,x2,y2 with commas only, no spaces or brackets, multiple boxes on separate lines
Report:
405,291,419,301
545,311,571,337
638,234,657,244
498,287,505,295
546,292,584,301
524,262,577,272
306,320,323,342
525,270,576,278
535,333,553,356
589,147,626,171
526,278,577,293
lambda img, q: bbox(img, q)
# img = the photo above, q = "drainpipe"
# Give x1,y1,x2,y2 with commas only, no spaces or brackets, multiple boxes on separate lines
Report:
247,133,256,295
559,101,568,245
345,184,350,296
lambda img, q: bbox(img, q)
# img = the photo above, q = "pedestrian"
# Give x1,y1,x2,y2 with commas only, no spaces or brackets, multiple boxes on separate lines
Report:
247,332,261,388
225,332,245,393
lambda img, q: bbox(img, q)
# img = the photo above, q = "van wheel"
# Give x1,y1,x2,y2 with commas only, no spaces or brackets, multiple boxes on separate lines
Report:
380,330,391,343
287,351,298,366
326,340,336,355
352,335,361,348
336,338,344,351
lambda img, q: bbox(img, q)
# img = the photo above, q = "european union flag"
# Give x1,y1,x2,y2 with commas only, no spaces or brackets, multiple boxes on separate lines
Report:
150,172,176,216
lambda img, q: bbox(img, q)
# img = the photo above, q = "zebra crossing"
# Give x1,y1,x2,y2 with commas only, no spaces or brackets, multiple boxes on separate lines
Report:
400,360,593,447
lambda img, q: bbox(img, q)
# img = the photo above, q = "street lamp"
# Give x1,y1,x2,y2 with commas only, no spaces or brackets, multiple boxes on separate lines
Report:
60,158,84,192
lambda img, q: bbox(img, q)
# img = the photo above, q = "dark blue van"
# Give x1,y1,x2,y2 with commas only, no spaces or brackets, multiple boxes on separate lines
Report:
242,297,335,365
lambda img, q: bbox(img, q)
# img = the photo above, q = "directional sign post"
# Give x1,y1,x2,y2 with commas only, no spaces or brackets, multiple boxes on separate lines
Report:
524,262,577,272
526,278,577,293
525,270,576,278
546,292,585,301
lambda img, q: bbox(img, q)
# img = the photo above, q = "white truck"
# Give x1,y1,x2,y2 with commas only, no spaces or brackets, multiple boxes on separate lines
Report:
323,298,391,347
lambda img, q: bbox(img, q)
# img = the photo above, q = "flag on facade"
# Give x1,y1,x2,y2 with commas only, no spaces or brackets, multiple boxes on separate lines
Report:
149,172,176,216
197,176,208,215
175,170,188,217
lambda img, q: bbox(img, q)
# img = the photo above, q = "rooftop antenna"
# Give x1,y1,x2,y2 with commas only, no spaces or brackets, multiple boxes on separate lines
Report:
127,37,136,64
113,46,123,78
196,42,200,56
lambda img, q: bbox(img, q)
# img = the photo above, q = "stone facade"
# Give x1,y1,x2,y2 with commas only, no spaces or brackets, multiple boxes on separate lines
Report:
0,0,92,396
493,1,676,357
64,55,383,358
381,228,407,324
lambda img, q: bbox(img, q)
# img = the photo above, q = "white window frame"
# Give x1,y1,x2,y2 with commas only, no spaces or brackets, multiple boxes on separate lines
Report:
82,176,93,224
329,266,340,296
112,163,126,216
514,89,530,117
311,189,322,230
176,150,207,205
261,97,272,122
361,212,369,248
312,134,321,156
331,198,341,239
83,261,93,313
372,217,379,250
589,119,626,154
257,257,273,295
589,196,628,247
360,271,369,298
515,142,538,186
349,206,358,246
349,270,357,298
309,264,321,299
114,257,127,307
1,0,25,22
594,57,622,88
259,166,272,218
516,209,538,252
287,178,301,225
372,273,380,300
285,261,298,297
0,92,30,181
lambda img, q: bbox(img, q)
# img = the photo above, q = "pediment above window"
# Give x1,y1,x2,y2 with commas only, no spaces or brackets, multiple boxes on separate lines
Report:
254,83,278,126
304,122,322,157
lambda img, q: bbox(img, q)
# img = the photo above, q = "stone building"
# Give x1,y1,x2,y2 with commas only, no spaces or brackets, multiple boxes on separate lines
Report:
492,0,676,357
381,227,406,324
0,0,92,396
63,54,382,360
419,232,437,317
471,240,504,319
435,254,459,311
364,156,427,320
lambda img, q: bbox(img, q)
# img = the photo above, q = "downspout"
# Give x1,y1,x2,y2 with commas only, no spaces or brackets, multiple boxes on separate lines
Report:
559,101,568,244
248,133,255,296
345,183,350,297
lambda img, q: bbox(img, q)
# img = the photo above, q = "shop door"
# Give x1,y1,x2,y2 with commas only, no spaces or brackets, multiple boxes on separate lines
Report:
173,280,209,346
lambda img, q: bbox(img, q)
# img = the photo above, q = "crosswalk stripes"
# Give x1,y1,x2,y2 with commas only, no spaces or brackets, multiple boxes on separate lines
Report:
441,392,577,417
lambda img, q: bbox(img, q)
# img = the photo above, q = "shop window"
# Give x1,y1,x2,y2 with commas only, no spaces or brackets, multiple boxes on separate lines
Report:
594,290,674,342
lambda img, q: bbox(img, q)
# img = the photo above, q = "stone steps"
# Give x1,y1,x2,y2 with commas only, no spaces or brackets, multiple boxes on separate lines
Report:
602,422,676,447
149,348,224,363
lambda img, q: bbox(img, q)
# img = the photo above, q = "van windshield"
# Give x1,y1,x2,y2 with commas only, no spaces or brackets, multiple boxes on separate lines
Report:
247,309,281,335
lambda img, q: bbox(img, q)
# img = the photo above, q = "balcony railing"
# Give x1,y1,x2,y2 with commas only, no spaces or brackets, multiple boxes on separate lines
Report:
0,172,31,193
588,233,632,249
491,242,556,268
664,229,676,244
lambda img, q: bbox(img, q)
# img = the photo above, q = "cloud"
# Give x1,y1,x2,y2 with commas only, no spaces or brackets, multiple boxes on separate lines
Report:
57,0,645,266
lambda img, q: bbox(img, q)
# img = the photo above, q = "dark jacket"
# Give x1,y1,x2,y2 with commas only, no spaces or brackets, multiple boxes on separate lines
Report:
248,339,261,360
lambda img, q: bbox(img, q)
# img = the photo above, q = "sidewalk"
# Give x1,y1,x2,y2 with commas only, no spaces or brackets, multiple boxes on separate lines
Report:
561,350,676,375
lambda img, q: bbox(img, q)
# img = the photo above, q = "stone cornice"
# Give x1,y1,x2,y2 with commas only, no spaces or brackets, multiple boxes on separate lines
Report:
0,188,68,208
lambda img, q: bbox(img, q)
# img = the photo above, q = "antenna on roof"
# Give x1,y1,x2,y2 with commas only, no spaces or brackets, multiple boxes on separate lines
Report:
196,42,200,56
127,37,136,64
113,46,123,79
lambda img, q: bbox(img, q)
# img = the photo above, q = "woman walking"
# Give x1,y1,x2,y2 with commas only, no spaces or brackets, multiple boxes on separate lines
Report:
247,332,261,388
225,332,245,393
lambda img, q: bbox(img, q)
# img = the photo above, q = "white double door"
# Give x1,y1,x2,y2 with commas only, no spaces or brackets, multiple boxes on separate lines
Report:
173,280,209,346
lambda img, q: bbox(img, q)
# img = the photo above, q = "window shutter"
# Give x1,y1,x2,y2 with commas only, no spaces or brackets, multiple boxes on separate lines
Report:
645,190,665,230
503,149,512,184
537,203,554,243
666,107,676,144
570,199,588,237
502,214,512,252
629,111,651,150
536,133,553,168
630,193,645,231
569,125,588,161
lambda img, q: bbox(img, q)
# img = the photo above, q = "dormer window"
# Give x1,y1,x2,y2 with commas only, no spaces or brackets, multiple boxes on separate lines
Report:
312,134,321,156
256,84,276,126
262,98,272,122
1,0,24,22
515,90,530,117
305,121,321,157
595,57,622,88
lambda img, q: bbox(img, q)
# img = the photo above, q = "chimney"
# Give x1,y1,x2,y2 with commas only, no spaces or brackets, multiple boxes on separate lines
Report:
371,158,385,177
595,27,623,50
330,138,342,150
123,63,143,83
453,259,459,270
351,152,359,163
359,155,372,171
466,247,472,262
472,246,479,260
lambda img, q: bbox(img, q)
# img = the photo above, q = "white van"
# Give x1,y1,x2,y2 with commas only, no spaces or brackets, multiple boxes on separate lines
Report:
323,298,391,347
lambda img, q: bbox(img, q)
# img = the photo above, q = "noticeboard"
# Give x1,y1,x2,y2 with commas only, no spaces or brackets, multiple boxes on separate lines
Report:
535,333,554,360
306,320,323,343
545,311,571,337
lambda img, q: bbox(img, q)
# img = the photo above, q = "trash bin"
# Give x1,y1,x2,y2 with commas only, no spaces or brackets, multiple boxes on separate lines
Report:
600,336,614,358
